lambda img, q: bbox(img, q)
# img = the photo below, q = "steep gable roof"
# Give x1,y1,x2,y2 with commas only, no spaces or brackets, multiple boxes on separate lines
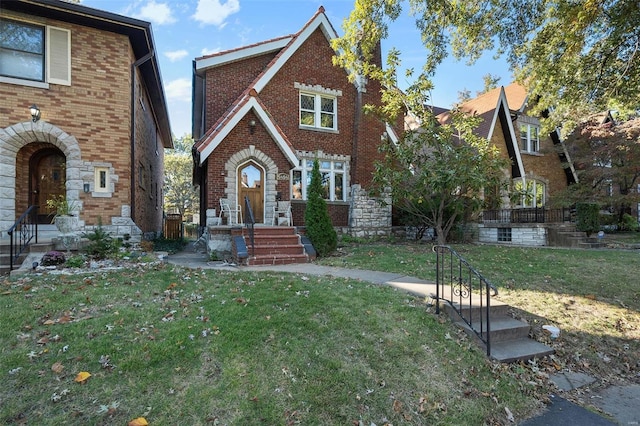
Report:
194,6,341,165
437,85,525,179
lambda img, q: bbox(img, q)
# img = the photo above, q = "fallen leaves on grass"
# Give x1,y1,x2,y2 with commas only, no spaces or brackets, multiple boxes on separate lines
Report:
128,417,148,426
74,371,91,384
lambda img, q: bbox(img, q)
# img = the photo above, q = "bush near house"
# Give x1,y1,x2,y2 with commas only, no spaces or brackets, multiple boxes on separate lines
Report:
304,159,337,256
575,202,600,236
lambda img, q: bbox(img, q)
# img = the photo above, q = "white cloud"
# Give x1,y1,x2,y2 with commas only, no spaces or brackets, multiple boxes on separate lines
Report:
135,1,176,25
192,0,240,27
164,49,189,62
164,78,191,102
200,47,221,56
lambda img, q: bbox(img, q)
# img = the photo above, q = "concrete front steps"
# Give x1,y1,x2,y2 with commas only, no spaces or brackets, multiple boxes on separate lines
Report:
234,226,313,266
0,225,59,275
547,224,606,249
444,298,554,363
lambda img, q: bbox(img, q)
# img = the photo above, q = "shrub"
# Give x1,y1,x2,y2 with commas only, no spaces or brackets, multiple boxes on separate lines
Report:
83,219,115,259
619,213,639,232
40,251,65,266
64,255,86,268
304,159,337,256
576,203,600,236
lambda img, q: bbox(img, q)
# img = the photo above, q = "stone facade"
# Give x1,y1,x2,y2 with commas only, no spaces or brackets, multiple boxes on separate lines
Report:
478,224,547,246
348,185,392,238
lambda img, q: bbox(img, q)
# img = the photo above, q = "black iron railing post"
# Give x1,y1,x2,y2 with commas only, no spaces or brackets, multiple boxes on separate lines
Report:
243,196,255,256
433,245,498,357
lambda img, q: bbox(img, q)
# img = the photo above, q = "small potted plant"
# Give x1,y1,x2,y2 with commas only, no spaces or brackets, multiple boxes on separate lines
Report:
46,195,79,235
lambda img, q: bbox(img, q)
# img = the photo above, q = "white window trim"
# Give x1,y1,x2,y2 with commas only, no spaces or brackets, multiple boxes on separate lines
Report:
299,92,338,131
520,124,540,153
514,178,545,208
292,155,349,202
294,83,342,132
94,167,109,193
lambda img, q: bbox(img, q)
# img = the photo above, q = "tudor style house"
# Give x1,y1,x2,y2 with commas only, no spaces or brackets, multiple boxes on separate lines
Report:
0,0,172,241
192,7,396,248
438,83,578,245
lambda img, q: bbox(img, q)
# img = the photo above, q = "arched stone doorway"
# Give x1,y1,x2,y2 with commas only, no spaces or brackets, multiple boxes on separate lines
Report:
238,161,265,223
0,121,82,232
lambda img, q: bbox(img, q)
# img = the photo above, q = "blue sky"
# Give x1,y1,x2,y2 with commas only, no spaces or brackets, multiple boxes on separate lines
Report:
81,0,512,138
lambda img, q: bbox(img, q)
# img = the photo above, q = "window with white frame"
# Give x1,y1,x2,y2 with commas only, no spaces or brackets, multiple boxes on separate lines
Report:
513,179,545,208
520,124,540,153
291,158,346,201
0,18,71,86
94,167,109,193
299,92,337,130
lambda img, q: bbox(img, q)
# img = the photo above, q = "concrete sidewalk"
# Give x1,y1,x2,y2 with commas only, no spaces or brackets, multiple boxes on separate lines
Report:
165,247,636,425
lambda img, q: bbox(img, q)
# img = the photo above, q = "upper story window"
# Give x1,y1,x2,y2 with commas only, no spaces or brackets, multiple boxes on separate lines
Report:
0,18,71,86
294,82,342,132
291,158,347,202
299,92,336,130
520,124,540,153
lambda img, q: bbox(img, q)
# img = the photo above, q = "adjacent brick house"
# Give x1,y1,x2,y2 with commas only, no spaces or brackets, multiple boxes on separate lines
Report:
192,7,397,238
0,0,172,240
438,83,577,245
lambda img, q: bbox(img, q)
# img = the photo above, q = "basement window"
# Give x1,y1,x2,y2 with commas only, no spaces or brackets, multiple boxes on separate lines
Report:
498,228,512,242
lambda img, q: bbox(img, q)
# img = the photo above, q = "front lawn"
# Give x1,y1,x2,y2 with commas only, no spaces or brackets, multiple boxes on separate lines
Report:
319,241,640,406
1,262,542,425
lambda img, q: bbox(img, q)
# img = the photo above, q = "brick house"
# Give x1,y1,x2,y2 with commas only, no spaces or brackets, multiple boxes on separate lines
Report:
0,0,172,241
192,7,397,247
438,83,578,245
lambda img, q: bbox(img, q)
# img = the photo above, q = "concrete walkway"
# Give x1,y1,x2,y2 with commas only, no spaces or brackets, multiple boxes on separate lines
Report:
165,247,638,425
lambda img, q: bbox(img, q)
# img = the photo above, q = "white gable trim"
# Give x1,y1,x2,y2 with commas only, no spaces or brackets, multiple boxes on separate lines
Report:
253,12,338,93
487,88,525,178
198,97,298,166
195,37,292,71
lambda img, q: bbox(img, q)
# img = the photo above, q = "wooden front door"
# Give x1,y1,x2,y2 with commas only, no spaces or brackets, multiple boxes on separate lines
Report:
31,151,66,223
238,162,264,223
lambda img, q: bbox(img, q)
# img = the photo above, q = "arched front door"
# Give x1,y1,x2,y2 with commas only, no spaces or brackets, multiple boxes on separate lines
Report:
30,149,66,223
238,161,264,223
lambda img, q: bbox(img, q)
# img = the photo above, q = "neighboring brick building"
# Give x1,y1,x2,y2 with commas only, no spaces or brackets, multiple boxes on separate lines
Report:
438,83,578,245
192,7,397,237
0,0,172,240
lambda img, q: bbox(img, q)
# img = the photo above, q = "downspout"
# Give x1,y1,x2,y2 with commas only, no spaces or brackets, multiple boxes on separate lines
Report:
130,51,154,224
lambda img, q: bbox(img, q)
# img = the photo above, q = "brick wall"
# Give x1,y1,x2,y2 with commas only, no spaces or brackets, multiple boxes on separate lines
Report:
0,10,164,237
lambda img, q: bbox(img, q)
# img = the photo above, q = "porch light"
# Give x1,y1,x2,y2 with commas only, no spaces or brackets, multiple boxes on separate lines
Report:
29,104,41,122
249,119,256,134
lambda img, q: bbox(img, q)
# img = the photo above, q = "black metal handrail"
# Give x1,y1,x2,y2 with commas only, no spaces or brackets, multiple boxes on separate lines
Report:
243,196,255,256
482,207,573,224
7,206,39,271
434,245,498,356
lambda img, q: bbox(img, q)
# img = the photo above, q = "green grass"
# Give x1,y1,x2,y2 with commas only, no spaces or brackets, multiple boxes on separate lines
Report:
1,263,543,425
319,241,640,393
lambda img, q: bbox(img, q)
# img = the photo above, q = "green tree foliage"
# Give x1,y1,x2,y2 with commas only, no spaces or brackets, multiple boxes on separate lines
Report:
562,116,640,224
164,135,198,218
304,159,337,256
333,0,640,132
375,110,507,245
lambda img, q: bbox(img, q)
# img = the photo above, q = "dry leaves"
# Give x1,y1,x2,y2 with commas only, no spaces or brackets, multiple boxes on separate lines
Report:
74,371,91,384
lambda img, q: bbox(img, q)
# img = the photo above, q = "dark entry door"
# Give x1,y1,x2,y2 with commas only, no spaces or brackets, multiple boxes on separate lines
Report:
32,152,65,223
